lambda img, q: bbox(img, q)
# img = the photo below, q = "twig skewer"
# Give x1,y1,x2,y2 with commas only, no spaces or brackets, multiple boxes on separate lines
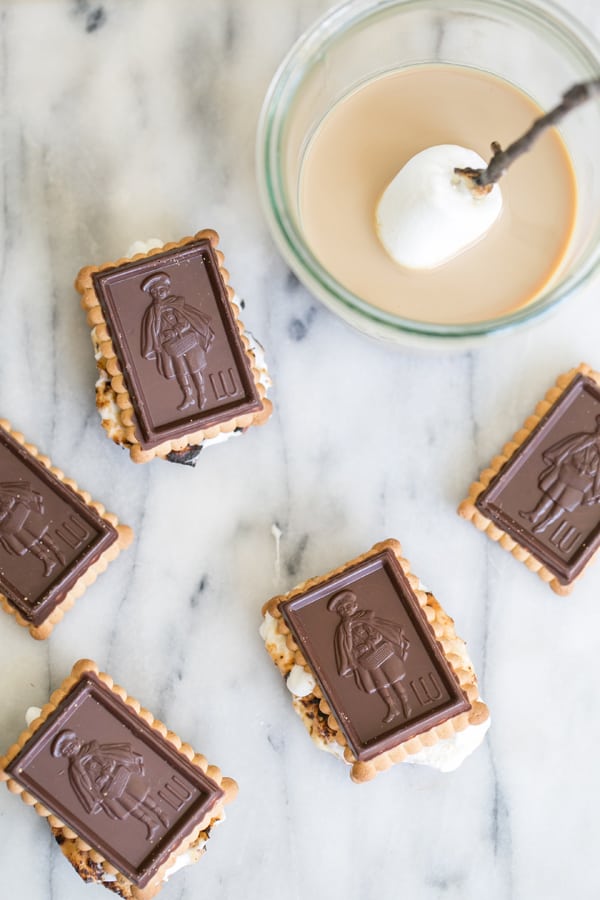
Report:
455,78,600,195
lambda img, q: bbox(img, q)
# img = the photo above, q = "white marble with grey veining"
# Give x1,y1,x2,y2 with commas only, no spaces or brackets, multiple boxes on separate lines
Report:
1,1,600,898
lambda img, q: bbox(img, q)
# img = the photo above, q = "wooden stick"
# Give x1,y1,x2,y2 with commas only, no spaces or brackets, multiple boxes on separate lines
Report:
455,78,600,195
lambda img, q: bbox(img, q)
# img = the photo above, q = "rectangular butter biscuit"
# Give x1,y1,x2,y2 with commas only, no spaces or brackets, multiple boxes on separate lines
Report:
261,539,488,782
0,420,132,639
459,363,600,594
76,230,272,464
1,659,237,899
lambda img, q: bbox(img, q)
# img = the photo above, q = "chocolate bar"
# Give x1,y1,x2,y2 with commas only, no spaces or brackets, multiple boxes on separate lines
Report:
0,420,132,638
77,230,272,464
459,364,600,594
1,660,237,899
261,540,489,782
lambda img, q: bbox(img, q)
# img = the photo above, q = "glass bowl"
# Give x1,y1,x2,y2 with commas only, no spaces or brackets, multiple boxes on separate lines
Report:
256,0,600,348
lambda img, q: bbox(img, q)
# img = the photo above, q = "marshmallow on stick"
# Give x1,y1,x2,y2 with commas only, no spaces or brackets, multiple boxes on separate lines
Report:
376,144,503,269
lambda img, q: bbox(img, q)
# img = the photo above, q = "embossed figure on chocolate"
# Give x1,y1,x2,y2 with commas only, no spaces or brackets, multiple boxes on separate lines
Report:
0,482,66,577
328,590,412,724
520,415,600,534
140,271,215,412
51,730,169,841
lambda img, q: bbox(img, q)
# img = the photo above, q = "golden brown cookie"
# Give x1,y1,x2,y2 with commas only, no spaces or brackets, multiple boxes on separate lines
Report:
261,539,489,782
1,659,237,899
459,363,600,594
0,419,132,639
76,230,272,464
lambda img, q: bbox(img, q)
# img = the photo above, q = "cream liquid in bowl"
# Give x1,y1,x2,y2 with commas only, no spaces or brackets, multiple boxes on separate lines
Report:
298,65,577,326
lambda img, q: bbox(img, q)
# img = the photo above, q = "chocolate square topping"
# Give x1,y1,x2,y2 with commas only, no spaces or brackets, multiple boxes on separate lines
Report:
6,673,224,888
476,374,600,585
280,549,470,761
0,427,117,626
92,240,262,450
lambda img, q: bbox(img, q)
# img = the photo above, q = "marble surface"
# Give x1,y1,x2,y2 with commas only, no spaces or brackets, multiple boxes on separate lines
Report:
1,1,600,898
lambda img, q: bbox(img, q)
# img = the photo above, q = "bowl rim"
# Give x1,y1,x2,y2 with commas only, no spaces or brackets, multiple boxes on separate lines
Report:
256,0,600,341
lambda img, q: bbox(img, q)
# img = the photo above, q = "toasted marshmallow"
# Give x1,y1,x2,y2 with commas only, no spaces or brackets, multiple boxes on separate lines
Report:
376,144,502,269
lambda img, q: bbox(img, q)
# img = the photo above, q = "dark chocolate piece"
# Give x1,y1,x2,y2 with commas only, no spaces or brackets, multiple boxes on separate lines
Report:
166,445,203,467
6,673,223,888
280,548,470,761
92,240,262,450
476,374,600,585
0,427,117,626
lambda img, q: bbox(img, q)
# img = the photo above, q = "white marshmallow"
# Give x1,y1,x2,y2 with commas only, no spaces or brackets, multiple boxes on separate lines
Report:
403,716,491,772
286,664,316,698
25,706,42,727
376,144,502,269
126,237,164,257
